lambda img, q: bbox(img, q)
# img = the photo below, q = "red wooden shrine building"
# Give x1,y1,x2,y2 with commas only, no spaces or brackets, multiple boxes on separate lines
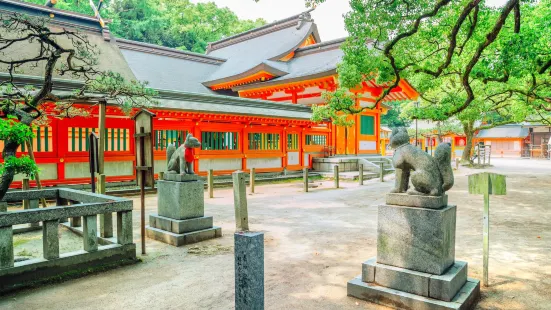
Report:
0,1,418,187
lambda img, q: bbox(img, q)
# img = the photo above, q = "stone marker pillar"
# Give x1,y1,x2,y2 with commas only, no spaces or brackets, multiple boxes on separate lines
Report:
303,168,309,193
359,164,364,185
379,162,384,182
146,173,222,246
208,169,214,198
235,232,264,310
250,168,255,194
334,165,339,188
347,193,480,310
233,171,249,231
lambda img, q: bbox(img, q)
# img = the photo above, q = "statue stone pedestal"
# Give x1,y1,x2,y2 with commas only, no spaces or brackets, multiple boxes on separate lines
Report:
347,195,480,309
146,174,221,246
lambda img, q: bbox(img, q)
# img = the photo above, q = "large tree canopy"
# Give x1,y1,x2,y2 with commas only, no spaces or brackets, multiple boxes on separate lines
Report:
311,0,551,126
0,13,157,200
22,0,266,53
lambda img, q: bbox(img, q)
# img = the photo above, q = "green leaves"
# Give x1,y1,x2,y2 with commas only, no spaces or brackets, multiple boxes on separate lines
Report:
0,117,34,145
311,89,362,127
0,155,39,180
335,0,551,127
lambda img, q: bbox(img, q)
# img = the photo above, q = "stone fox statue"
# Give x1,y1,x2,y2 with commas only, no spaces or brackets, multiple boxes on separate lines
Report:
166,134,201,175
390,128,454,196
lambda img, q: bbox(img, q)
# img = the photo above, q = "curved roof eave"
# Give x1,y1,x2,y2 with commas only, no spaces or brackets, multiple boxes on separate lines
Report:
202,62,289,87
231,69,336,92
268,23,321,62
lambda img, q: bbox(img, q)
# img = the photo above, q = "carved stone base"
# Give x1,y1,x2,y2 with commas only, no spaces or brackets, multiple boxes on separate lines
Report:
348,275,480,310
362,257,468,301
163,173,201,182
386,193,448,209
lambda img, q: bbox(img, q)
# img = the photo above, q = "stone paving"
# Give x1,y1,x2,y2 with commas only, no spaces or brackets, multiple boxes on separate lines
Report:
1,158,550,309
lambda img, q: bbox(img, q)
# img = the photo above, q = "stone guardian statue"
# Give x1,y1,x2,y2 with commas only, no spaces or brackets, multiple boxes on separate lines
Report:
389,127,454,196
166,133,201,175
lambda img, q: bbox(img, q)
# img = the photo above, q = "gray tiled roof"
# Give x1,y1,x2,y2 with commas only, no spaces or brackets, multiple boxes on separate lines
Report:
120,48,219,95
0,73,313,120
203,21,319,85
156,90,312,119
234,40,344,91
477,125,529,138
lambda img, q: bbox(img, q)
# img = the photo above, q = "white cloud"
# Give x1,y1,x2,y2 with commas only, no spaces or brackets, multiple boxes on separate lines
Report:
191,0,509,41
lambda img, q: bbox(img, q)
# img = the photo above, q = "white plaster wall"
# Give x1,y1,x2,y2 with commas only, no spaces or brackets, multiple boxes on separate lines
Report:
304,153,312,166
104,161,134,176
359,141,377,151
246,157,282,169
65,161,133,179
287,152,299,166
13,163,57,181
199,158,242,172
155,159,167,174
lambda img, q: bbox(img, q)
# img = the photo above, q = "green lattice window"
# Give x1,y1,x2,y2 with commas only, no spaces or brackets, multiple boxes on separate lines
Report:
360,115,375,135
154,130,189,151
18,126,53,152
287,134,299,150
68,127,130,152
305,135,327,146
201,132,239,150
248,133,280,151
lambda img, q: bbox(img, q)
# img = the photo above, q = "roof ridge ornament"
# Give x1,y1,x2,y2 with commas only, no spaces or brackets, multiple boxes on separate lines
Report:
296,8,315,30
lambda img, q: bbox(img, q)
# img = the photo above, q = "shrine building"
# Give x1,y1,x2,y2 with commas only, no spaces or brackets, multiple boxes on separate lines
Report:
0,1,418,187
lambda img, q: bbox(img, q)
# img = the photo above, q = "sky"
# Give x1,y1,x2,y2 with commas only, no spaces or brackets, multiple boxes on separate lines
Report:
192,0,510,41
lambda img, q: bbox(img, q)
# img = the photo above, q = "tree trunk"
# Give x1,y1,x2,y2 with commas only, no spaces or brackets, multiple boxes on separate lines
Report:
0,140,20,201
461,121,475,164
25,140,48,208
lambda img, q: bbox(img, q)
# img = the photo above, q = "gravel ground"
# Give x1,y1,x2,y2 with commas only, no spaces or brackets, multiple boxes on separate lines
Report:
2,158,550,310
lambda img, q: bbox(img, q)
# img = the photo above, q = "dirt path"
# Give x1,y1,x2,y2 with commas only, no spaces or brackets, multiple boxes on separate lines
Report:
1,158,550,309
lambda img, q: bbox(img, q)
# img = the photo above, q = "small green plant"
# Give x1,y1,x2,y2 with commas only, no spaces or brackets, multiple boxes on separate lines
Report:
0,116,35,145
0,155,39,180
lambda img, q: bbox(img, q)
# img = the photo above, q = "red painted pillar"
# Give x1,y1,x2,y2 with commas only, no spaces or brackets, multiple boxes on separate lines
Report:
56,118,67,181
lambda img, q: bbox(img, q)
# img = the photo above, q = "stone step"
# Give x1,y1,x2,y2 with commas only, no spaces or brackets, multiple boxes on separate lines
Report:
146,225,222,247
362,258,468,302
347,276,480,310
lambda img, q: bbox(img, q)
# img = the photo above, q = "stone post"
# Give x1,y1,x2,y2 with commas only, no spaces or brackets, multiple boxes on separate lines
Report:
456,158,460,170
483,192,490,287
359,164,364,185
83,215,98,252
208,169,214,198
43,220,59,260
235,232,264,310
98,174,113,238
303,168,309,193
69,200,82,228
379,162,384,182
232,171,249,231
56,197,69,224
117,211,133,245
0,202,6,213
250,168,255,194
0,226,14,269
334,165,339,189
